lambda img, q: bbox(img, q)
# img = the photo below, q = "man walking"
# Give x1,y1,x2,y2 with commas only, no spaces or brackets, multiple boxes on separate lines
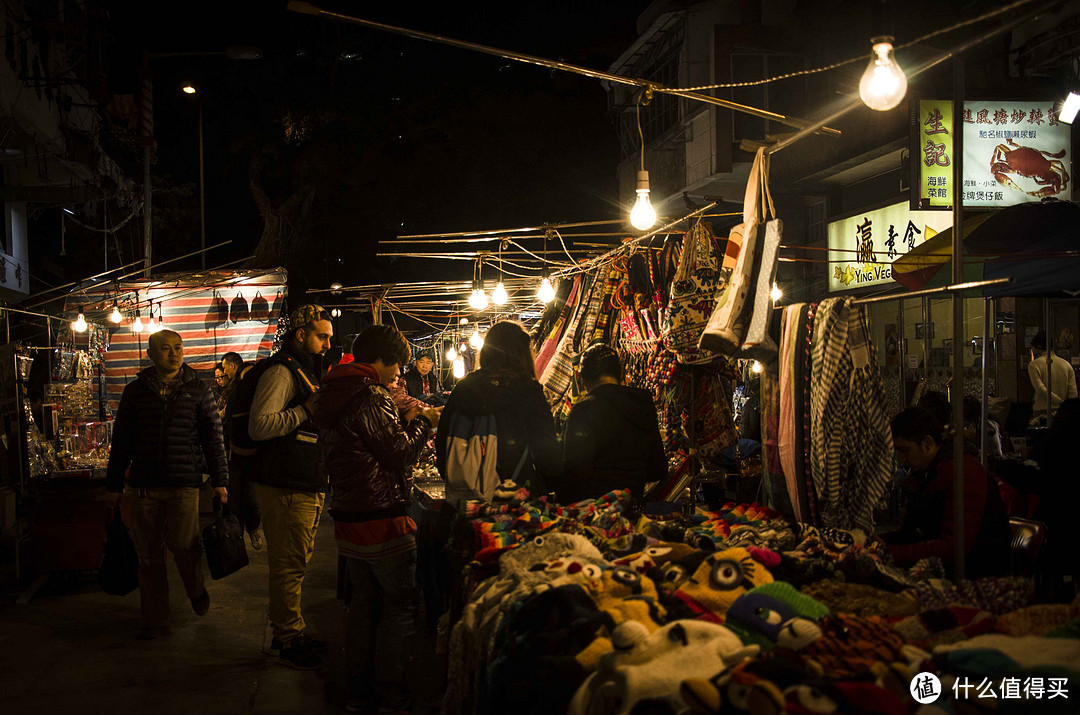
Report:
247,305,333,669
221,351,262,549
106,329,228,639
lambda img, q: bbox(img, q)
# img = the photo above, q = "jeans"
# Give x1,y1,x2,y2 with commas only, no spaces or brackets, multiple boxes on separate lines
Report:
255,484,324,644
229,455,262,533
346,549,419,702
125,487,204,627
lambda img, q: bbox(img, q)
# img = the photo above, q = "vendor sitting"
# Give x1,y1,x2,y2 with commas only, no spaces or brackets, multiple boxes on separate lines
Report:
884,406,1010,578
403,351,442,402
552,344,665,504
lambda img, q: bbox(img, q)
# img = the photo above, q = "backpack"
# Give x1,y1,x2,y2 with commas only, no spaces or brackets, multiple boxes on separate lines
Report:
443,412,528,508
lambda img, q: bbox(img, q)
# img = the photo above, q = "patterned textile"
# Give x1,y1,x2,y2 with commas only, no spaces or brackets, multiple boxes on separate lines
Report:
741,218,782,359
661,221,724,365
912,576,1034,616
541,275,598,408
809,298,892,532
534,276,581,377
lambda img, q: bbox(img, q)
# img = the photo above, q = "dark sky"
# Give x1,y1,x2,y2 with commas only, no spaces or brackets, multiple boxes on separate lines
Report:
92,0,650,295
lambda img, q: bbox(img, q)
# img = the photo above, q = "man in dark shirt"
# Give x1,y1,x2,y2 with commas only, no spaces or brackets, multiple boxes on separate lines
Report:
402,351,441,400
555,344,666,503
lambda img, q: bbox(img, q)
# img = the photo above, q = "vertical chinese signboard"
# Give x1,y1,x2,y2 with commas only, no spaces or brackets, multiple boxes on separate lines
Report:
914,100,1071,208
828,201,954,293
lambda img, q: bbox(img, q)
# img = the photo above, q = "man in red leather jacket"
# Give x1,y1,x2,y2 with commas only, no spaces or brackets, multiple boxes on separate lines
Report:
314,324,440,713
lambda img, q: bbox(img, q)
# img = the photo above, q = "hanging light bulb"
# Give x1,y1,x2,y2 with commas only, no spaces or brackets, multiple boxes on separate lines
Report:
491,280,508,306
329,282,343,295
858,37,907,111
446,345,458,361
109,302,123,324
751,361,763,374
469,326,484,350
156,304,166,332
146,302,159,334
452,357,466,379
770,282,783,302
629,170,657,231
71,308,88,333
537,266,556,304
469,279,488,311
459,317,469,325
330,308,342,318
132,309,144,333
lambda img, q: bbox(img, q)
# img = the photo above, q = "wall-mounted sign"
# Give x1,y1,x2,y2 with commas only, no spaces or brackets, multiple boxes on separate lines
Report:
914,100,1071,209
827,201,954,293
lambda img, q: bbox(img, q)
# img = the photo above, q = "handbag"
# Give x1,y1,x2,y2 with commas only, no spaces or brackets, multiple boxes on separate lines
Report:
249,291,270,323
201,501,249,580
662,221,723,364
740,151,782,360
99,507,139,596
699,147,769,355
229,292,250,323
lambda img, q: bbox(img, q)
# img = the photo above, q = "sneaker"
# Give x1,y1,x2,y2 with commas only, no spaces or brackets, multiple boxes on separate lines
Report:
278,639,325,671
191,590,210,616
248,527,264,551
138,625,170,640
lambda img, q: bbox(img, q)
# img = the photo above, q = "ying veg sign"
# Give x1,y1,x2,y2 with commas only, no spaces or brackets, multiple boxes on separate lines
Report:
828,201,954,293
914,100,1071,208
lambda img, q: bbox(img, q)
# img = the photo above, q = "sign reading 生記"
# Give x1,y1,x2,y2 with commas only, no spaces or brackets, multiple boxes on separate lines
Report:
827,201,954,292
915,100,1072,208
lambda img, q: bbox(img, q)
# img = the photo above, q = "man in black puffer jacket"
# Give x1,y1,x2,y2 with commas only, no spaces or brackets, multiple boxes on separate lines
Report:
106,329,228,638
314,324,440,713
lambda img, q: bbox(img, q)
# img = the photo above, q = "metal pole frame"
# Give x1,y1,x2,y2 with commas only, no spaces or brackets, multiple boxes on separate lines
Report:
950,57,966,580
199,102,206,271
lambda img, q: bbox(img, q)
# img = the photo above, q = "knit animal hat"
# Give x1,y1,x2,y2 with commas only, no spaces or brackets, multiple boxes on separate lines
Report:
288,304,329,330
750,582,830,621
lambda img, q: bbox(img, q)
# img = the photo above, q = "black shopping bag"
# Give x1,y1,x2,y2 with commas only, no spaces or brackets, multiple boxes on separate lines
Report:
99,507,139,596
201,501,249,580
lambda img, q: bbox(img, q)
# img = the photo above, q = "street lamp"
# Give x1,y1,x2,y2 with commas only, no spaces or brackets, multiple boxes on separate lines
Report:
182,84,206,270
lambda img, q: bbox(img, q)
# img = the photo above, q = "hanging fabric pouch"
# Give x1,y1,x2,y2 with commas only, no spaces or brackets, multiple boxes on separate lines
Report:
699,147,768,355
249,291,270,323
662,221,723,364
205,290,229,330
230,292,250,323
741,151,782,360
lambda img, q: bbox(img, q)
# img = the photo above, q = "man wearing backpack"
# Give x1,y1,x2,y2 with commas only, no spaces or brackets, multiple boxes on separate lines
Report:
314,324,440,712
244,305,333,669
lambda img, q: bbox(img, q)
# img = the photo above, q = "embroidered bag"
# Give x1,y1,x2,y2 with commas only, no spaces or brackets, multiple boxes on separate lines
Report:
662,221,723,364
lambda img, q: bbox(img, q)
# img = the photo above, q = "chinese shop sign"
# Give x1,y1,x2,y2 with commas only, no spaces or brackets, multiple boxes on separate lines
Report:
828,201,953,292
915,100,1071,208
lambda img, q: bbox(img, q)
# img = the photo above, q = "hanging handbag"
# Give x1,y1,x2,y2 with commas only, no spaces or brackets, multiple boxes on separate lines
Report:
741,151,782,360
230,292,250,323
662,221,723,364
249,291,270,323
201,501,249,580
699,147,769,355
205,290,229,330
98,507,139,596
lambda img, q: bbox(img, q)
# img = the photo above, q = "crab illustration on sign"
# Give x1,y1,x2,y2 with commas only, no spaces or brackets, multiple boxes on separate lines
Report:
990,138,1070,197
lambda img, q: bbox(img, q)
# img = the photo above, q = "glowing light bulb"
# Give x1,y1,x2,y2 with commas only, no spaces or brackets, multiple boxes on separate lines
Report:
446,346,458,361
459,317,469,325
491,281,508,305
858,38,907,111
132,313,144,333
109,304,123,324
771,283,782,302
329,282,343,294
751,361,763,374
452,357,465,379
182,85,196,94
629,170,657,231
330,308,342,318
72,313,88,333
537,277,556,304
469,327,484,349
469,287,488,311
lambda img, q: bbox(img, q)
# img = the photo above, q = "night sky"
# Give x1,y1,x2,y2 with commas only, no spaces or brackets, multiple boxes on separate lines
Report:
81,0,649,300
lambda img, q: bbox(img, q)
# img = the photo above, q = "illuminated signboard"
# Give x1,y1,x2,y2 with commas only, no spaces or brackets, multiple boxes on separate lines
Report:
914,100,1071,208
828,201,954,293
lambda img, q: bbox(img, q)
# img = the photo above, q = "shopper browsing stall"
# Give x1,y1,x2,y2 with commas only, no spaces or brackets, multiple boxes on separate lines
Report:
105,329,228,639
313,324,439,712
553,344,665,504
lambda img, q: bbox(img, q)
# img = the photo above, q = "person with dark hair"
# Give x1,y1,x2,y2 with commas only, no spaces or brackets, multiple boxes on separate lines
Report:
995,398,1080,593
106,329,228,639
245,304,333,669
885,406,1010,578
213,363,228,406
1028,330,1077,417
551,344,665,503
221,351,261,549
436,320,562,496
338,334,357,365
314,323,440,712
917,390,951,427
403,351,441,400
